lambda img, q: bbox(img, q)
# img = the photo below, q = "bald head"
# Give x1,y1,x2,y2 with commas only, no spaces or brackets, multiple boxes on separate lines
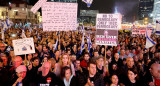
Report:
150,63,160,79
42,62,51,76
126,57,134,68
13,56,23,68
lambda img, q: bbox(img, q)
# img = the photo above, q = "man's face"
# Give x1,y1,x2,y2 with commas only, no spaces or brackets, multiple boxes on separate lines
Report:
0,44,6,51
17,71,27,79
88,64,97,76
114,53,119,60
149,64,159,78
120,50,125,55
84,54,90,61
42,63,50,75
127,58,134,68
55,51,60,56
94,52,99,57
107,50,111,56
97,58,104,67
1,56,8,64
75,60,80,68
13,57,22,68
33,59,39,67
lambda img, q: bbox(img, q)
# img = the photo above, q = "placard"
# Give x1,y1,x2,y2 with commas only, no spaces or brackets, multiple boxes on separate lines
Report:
12,38,35,55
95,29,118,46
42,2,78,31
96,13,121,30
132,27,153,37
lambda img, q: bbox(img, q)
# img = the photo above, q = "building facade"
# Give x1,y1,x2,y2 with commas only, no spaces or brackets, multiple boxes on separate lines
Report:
0,1,41,24
153,0,160,23
138,0,154,20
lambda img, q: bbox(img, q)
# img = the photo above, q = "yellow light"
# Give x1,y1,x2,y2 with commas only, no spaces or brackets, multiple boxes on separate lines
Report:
144,17,148,20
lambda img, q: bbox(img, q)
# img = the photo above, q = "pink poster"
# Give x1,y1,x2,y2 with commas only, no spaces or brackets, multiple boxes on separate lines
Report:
42,2,78,31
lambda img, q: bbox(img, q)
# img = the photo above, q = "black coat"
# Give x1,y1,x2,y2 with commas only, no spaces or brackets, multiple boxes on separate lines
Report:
78,71,105,86
37,71,65,86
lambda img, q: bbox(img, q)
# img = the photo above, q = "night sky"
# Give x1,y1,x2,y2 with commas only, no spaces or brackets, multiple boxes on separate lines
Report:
1,0,139,22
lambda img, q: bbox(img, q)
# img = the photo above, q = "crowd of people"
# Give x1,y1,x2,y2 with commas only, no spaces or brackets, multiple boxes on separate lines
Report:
0,27,160,86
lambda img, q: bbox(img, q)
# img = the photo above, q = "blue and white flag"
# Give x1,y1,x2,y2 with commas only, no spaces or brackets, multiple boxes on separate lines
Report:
156,20,160,34
80,33,85,54
54,38,58,51
6,46,12,53
82,0,93,7
88,33,91,52
145,30,156,48
21,26,26,38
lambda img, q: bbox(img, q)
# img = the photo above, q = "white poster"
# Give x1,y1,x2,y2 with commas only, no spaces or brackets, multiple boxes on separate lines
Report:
12,38,35,55
42,2,78,31
96,13,122,30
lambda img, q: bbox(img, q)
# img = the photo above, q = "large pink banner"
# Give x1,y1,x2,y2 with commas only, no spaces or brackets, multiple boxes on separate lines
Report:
42,2,78,31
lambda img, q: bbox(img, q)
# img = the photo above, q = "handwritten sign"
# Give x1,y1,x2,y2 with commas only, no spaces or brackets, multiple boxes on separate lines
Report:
12,38,35,55
42,2,78,31
95,29,118,46
96,14,121,30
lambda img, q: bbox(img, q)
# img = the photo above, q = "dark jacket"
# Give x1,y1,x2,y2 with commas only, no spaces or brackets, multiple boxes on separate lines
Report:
37,71,65,86
78,71,105,86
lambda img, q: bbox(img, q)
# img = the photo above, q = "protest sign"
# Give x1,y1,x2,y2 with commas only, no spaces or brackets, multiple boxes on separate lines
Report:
132,27,153,37
42,2,77,31
12,38,35,55
95,29,118,46
96,13,121,30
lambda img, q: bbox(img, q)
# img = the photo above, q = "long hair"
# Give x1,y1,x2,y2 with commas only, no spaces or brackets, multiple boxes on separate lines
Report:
59,53,71,67
61,66,72,79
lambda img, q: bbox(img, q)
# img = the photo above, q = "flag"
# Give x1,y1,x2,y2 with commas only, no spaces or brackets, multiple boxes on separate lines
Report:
1,30,4,40
80,33,85,54
145,30,156,49
21,26,26,38
88,33,91,52
54,38,58,51
6,46,12,53
82,0,93,7
156,20,160,34
6,17,11,28
0,19,2,27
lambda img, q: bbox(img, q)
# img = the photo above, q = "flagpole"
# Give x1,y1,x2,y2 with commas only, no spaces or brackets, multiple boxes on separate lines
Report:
59,31,61,55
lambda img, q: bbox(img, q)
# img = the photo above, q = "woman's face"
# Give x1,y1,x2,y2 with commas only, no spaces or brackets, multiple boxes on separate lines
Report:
111,75,118,85
65,69,71,80
43,57,48,62
28,54,32,60
62,55,68,65
128,70,137,81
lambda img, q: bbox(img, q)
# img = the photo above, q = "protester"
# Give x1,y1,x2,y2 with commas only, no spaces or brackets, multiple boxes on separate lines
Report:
12,65,29,86
37,62,64,86
78,61,105,86
61,66,77,86
0,25,160,86
110,74,119,86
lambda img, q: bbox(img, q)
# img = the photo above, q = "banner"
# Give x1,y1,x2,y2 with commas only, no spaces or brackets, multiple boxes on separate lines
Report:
96,13,121,30
95,13,120,46
42,2,77,31
95,29,118,46
132,27,153,37
12,38,35,55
